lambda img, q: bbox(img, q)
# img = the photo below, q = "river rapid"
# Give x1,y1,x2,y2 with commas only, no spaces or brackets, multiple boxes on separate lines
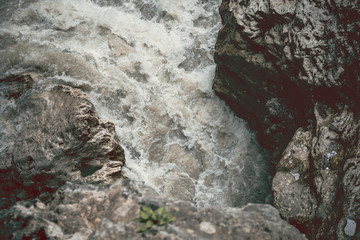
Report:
0,0,270,207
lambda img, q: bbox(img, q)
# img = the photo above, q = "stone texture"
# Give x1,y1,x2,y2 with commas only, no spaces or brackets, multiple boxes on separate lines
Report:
214,1,360,238
213,0,360,169
0,180,307,240
273,104,360,239
0,73,38,99
272,171,317,224
0,74,125,202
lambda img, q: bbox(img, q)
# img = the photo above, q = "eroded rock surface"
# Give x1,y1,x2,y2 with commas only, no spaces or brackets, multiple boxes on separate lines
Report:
0,180,307,240
273,104,360,239
214,0,360,167
214,0,360,239
0,74,125,202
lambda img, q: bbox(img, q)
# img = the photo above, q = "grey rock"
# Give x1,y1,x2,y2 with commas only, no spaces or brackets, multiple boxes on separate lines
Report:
0,73,38,99
213,1,360,238
0,74,125,202
343,158,360,221
0,180,307,240
218,0,359,88
273,104,360,239
278,128,312,175
273,171,317,224
213,0,360,168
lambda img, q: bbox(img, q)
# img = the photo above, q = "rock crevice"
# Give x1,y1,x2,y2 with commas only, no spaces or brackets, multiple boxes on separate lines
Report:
214,0,360,167
213,0,360,239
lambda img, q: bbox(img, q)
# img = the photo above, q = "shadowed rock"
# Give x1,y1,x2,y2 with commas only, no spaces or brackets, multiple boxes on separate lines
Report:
213,1,360,239
273,104,360,239
213,0,360,169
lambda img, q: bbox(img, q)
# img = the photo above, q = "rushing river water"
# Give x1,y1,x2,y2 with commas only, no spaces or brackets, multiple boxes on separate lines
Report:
0,0,270,207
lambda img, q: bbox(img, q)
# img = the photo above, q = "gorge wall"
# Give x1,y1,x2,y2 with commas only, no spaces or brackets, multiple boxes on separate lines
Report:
0,0,358,239
213,0,360,239
0,1,300,238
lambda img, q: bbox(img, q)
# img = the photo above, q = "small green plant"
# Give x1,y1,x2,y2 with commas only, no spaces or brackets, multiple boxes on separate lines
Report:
133,205,176,232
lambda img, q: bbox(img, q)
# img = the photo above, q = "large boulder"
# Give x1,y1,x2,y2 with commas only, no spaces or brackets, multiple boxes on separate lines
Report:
213,0,360,167
0,74,125,203
273,104,360,239
0,179,307,240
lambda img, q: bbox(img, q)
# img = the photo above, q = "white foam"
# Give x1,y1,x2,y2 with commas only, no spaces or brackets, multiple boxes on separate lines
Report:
0,0,270,207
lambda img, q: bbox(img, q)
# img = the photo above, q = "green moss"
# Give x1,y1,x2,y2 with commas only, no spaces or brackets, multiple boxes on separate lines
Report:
133,206,176,232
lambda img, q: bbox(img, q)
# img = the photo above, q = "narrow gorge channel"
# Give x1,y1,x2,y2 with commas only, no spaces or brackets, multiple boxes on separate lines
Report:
0,0,270,208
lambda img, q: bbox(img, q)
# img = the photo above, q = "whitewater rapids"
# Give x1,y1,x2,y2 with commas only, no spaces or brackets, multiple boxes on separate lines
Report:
0,0,270,207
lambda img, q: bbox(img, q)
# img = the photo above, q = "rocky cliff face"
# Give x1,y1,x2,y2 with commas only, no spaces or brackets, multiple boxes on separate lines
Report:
213,0,360,239
214,0,360,167
0,179,307,240
0,74,125,203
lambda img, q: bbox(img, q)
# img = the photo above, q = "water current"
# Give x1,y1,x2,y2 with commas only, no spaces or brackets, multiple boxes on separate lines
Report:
0,0,270,207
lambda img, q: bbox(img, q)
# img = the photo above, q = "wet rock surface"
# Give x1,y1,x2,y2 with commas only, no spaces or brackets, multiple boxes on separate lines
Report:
213,0,360,168
273,104,360,239
0,74,125,202
0,179,307,240
214,0,360,239
0,73,37,99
